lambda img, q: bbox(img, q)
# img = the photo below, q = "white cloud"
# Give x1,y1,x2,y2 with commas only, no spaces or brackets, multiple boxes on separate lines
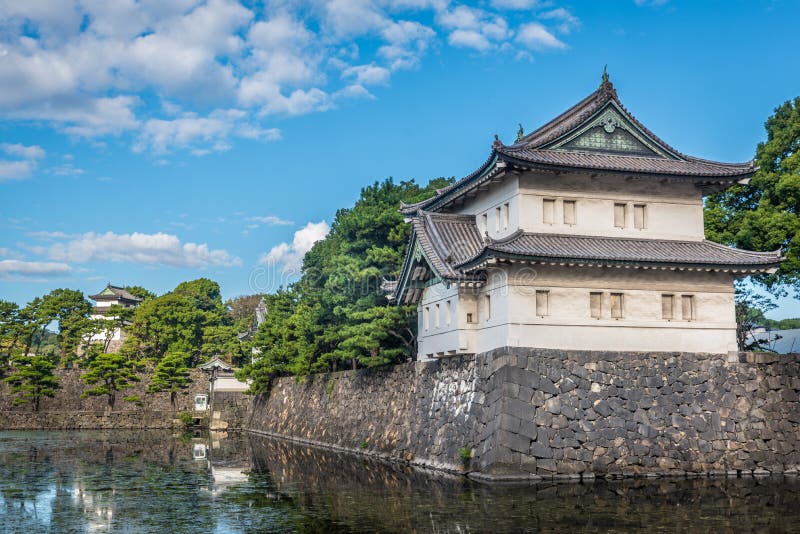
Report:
438,6,510,51
540,8,580,34
0,143,45,159
48,163,85,176
342,63,391,85
45,231,241,268
249,215,294,227
490,0,541,8
259,220,330,273
0,142,47,182
0,259,72,276
0,0,579,153
134,109,281,154
0,160,37,182
517,22,567,50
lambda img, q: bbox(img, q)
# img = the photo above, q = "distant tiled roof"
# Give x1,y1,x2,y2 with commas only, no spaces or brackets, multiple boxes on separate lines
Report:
400,79,756,216
89,284,143,302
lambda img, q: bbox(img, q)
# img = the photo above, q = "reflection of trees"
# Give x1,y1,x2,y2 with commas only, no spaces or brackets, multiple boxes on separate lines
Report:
3,431,800,532
0,444,62,530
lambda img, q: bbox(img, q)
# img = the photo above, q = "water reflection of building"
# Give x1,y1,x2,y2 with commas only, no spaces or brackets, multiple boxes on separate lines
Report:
194,432,252,497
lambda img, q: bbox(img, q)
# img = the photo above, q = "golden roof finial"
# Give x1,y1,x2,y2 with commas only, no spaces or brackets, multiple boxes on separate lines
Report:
601,64,610,85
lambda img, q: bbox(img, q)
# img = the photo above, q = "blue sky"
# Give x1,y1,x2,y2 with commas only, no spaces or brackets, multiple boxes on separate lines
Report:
1,0,799,318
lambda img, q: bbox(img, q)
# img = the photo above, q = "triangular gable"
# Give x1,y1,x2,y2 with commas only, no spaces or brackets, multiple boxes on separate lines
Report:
394,238,442,305
542,102,679,159
100,287,116,296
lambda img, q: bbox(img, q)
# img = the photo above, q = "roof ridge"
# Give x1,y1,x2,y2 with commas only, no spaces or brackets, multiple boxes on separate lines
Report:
701,239,783,257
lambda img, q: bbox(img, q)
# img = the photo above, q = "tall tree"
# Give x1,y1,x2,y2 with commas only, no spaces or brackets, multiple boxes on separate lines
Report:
0,300,21,373
41,289,92,365
734,284,778,351
242,177,450,392
121,278,232,364
705,97,800,295
81,353,140,409
4,354,60,412
147,351,192,408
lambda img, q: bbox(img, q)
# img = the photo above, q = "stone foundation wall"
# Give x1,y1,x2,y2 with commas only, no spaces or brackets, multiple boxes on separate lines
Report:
248,356,480,472
210,391,250,431
0,368,209,430
247,348,800,479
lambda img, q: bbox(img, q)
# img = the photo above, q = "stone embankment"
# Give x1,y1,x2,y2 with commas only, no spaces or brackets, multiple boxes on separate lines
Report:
0,368,209,430
246,348,800,480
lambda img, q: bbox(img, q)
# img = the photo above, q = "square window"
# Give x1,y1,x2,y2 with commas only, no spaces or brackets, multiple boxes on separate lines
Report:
466,312,474,323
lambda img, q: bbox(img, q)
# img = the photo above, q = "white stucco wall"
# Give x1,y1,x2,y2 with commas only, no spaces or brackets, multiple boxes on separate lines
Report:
416,264,738,358
517,172,705,241
453,176,521,240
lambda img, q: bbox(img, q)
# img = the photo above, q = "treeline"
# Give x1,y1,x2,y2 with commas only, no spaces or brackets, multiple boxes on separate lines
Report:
0,280,260,411
237,177,450,393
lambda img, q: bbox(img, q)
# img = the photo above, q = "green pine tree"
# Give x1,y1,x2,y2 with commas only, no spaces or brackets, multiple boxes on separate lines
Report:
147,351,192,408
4,354,60,412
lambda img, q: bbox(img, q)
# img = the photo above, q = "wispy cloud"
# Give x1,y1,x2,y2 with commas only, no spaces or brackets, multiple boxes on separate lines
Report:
249,215,294,227
43,231,241,268
0,259,72,277
0,143,46,182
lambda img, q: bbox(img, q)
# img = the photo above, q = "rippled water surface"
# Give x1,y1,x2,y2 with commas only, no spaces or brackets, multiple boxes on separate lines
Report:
1,431,800,533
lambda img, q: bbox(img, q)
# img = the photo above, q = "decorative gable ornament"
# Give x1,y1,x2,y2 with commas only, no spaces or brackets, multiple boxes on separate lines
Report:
545,104,672,158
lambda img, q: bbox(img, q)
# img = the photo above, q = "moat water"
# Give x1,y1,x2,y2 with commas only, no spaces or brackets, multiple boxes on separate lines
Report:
1,431,800,533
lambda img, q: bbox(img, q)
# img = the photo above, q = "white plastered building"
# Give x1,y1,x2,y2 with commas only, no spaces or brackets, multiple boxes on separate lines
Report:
390,76,782,360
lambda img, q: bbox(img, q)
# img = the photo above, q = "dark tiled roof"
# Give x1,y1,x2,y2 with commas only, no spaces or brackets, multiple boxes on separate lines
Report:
470,232,782,269
390,214,782,302
411,211,485,279
497,147,755,178
89,284,143,302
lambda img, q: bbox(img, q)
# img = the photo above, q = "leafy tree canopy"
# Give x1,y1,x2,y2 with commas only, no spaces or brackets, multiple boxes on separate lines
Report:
121,278,233,364
240,177,450,392
706,96,800,296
